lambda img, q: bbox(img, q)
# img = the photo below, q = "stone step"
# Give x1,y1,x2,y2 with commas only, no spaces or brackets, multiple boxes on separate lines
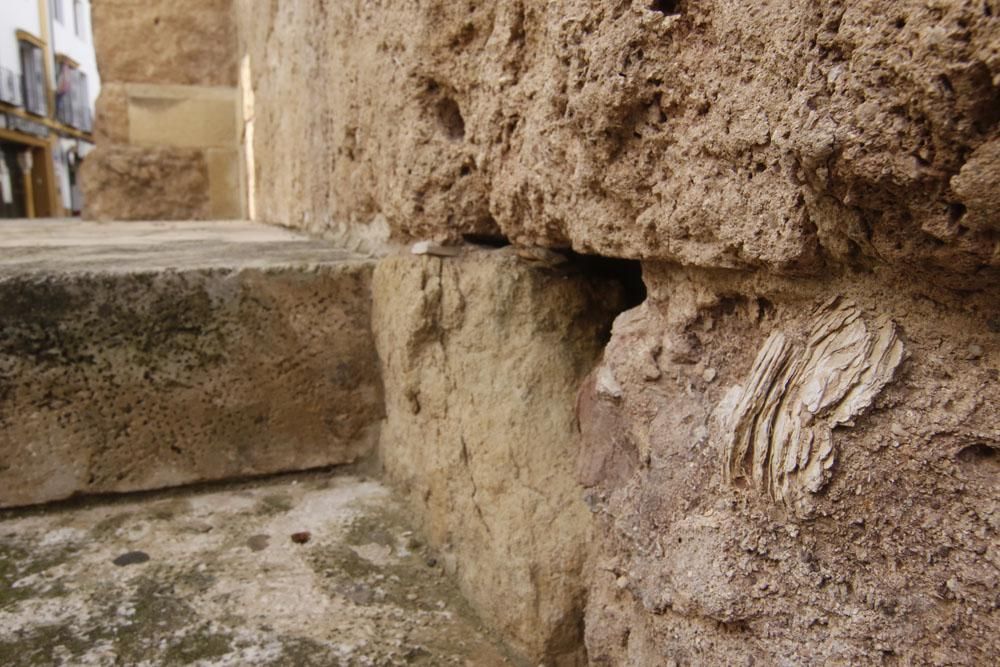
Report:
0,471,513,665
0,220,382,509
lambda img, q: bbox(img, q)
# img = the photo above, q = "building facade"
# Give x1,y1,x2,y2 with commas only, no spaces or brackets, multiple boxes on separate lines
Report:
0,0,99,218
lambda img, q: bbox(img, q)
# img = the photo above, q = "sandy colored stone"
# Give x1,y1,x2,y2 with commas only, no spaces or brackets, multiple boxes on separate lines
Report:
84,1,242,224
91,0,237,86
233,0,998,280
578,264,1000,665
126,85,239,150
82,85,243,221
232,0,497,249
372,250,627,665
205,148,243,219
76,1,1000,661
92,82,129,145
81,145,211,221
0,221,382,508
950,137,1000,233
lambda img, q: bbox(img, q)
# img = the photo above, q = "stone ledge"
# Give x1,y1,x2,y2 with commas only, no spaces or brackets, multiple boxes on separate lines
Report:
0,222,383,508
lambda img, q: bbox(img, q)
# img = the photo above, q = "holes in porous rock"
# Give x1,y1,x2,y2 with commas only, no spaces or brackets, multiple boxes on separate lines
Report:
435,97,466,141
957,443,997,464
755,297,776,322
649,0,681,15
893,17,906,29
448,22,477,50
948,202,967,223
956,443,999,484
569,254,647,311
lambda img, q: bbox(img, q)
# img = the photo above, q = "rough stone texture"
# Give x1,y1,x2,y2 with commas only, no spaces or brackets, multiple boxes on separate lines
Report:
80,1,1000,661
0,221,382,508
578,264,1000,665
91,0,237,86
234,1,998,281
0,472,514,666
81,145,211,221
84,1,242,222
372,250,626,665
721,298,906,515
83,84,243,221
92,82,129,146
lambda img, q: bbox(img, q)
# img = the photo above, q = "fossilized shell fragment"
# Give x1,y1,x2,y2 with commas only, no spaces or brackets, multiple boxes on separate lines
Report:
723,298,905,511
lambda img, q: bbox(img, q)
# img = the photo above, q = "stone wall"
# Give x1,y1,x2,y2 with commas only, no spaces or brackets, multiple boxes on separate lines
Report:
231,1,998,278
82,0,243,220
81,0,1000,663
231,0,999,663
0,222,383,508
372,250,627,665
580,264,999,664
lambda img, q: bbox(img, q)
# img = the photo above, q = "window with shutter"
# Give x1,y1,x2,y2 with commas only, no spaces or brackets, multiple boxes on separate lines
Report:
19,41,48,117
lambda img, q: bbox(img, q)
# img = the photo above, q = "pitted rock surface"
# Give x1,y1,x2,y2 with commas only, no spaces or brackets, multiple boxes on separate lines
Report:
0,221,382,508
236,0,998,281
0,473,513,666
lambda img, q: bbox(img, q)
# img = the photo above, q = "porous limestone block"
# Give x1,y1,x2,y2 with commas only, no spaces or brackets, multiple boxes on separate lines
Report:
92,82,130,145
372,249,626,666
233,0,999,282
579,263,1000,665
81,145,211,221
205,148,243,219
92,0,237,86
0,228,382,508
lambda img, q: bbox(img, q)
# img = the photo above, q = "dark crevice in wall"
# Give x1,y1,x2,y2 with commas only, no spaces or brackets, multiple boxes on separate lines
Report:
436,97,466,141
462,233,511,247
559,253,646,346
649,0,682,16
566,253,646,312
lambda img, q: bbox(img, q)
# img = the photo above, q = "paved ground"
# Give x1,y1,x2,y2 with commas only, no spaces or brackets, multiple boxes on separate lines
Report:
0,472,514,666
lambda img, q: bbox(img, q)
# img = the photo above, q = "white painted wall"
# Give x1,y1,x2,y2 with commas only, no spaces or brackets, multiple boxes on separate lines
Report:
0,1,100,109
0,0,43,82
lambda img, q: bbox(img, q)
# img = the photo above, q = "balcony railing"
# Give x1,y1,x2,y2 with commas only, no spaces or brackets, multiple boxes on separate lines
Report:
0,63,93,134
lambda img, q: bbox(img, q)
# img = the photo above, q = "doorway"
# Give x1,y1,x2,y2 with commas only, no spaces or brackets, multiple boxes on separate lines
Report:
0,132,60,219
0,141,28,218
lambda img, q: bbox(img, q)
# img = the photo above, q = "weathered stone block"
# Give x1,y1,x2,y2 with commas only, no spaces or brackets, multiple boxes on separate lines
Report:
0,222,382,508
579,263,1000,665
92,82,130,145
127,85,239,150
205,148,243,220
92,0,237,86
372,250,625,665
81,145,211,221
233,0,999,280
